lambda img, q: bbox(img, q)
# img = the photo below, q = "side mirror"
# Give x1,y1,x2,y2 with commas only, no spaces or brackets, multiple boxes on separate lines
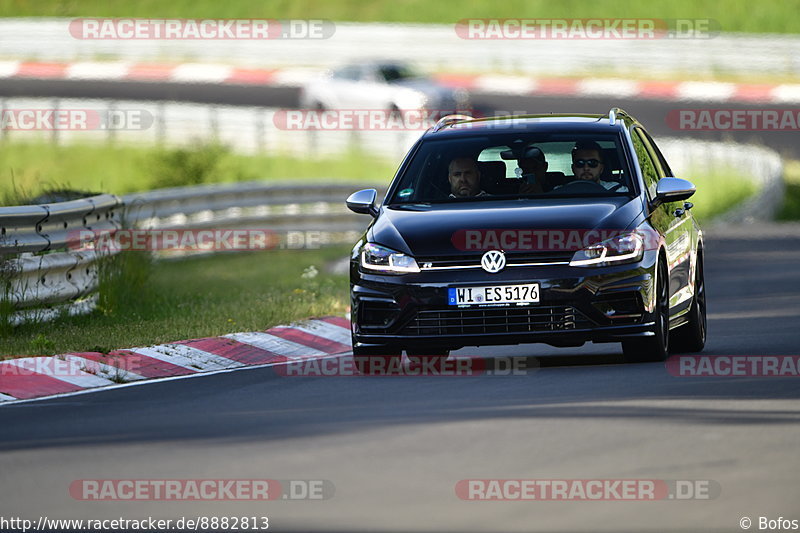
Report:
346,188,378,217
654,177,696,207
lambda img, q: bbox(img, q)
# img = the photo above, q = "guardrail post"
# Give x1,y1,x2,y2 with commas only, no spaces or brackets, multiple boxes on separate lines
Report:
51,97,60,145
156,101,166,146
256,109,265,154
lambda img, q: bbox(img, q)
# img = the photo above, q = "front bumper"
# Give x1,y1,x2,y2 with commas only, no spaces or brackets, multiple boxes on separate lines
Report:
351,252,658,350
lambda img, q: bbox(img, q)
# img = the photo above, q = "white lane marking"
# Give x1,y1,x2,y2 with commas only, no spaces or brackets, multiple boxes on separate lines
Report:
291,320,352,347
62,354,147,382
170,63,232,83
3,357,114,388
0,392,17,402
771,84,800,104
130,344,242,372
577,78,641,98
676,81,736,101
473,75,537,94
224,332,327,359
271,67,323,86
0,60,20,77
66,62,130,79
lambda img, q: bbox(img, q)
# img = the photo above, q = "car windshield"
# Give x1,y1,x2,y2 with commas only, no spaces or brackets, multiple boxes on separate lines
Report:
387,132,634,204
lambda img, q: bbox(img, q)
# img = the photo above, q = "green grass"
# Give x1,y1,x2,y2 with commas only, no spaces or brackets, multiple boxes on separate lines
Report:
0,141,397,204
0,0,795,34
777,160,800,220
685,167,757,223
0,245,351,357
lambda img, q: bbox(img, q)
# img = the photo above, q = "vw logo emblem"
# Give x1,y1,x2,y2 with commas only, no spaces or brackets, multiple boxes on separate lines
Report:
481,250,506,273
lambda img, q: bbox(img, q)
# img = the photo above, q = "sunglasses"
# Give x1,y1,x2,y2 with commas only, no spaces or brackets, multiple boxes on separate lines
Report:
574,159,601,168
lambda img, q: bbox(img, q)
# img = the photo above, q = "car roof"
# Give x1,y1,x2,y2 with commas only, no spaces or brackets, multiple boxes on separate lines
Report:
423,112,639,139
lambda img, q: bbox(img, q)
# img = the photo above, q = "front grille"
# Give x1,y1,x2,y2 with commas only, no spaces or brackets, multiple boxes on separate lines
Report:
401,306,592,336
417,251,572,270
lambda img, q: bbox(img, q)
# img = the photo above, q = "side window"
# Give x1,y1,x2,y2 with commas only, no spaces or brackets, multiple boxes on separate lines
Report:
640,129,673,178
632,128,659,201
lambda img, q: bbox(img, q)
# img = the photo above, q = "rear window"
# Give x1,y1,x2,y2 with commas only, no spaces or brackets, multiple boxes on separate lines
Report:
388,132,632,204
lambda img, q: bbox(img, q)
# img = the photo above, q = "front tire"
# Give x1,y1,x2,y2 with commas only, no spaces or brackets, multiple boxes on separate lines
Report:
670,250,707,353
623,259,669,363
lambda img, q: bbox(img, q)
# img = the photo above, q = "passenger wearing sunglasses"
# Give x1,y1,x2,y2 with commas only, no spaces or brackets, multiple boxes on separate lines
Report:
563,140,628,192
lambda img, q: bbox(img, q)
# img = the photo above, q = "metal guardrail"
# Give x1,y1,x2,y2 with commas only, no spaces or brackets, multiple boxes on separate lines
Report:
0,97,421,161
0,184,382,324
658,139,785,224
123,182,387,259
0,194,122,325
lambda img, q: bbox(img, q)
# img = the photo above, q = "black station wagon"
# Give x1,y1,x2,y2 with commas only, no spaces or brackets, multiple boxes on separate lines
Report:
346,109,706,368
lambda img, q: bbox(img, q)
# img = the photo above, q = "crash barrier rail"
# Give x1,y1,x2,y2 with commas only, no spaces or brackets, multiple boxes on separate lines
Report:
122,182,387,257
0,97,422,161
0,184,383,325
0,194,121,325
1,20,799,79
658,139,784,224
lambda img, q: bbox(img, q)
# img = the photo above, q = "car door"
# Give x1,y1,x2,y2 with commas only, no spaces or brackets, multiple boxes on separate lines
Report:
329,66,362,108
642,129,700,312
358,65,395,109
633,127,694,313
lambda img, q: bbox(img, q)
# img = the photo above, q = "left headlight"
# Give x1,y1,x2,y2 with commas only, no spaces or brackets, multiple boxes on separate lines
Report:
569,232,645,267
360,243,420,274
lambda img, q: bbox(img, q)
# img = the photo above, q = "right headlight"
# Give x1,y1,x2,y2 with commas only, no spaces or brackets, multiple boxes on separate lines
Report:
360,243,420,274
569,232,645,267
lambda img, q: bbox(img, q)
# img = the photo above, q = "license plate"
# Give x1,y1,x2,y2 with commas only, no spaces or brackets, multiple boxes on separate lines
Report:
448,284,540,306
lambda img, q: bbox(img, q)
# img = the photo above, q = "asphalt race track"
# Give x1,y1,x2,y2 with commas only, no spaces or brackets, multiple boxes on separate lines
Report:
1,79,799,532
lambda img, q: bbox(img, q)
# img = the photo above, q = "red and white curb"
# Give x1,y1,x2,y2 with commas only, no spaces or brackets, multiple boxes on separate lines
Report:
0,316,351,403
2,60,800,104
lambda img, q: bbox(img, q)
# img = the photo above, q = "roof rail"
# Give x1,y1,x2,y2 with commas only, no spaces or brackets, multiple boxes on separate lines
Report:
432,114,474,132
608,107,630,126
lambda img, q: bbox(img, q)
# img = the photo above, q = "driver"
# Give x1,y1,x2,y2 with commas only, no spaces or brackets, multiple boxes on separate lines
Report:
567,140,628,192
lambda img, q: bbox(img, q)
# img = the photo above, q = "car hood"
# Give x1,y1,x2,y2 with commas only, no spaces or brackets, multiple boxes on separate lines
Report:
368,197,643,257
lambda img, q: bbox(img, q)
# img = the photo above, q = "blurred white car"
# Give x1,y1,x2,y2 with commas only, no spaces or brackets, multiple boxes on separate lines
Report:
299,61,470,117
